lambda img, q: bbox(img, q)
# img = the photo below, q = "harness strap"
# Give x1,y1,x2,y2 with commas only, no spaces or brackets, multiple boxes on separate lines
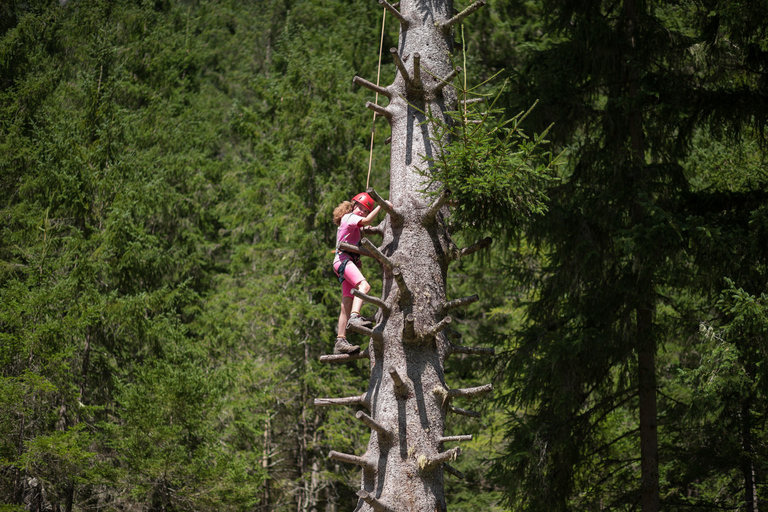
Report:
335,258,350,283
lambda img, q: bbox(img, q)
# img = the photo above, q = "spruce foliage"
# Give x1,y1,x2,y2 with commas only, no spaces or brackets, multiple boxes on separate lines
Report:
1,0,766,511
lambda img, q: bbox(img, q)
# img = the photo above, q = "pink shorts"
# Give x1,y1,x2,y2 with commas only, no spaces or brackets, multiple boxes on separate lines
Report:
334,259,365,298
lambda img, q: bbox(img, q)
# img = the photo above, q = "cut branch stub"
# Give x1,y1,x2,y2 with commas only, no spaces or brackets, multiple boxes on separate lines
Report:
449,343,495,356
338,241,373,259
330,450,376,472
434,66,461,93
412,52,422,89
366,101,392,120
404,313,416,340
452,236,492,260
439,434,473,443
392,267,411,303
440,0,486,29
390,48,410,84
363,222,385,236
421,315,451,341
357,490,393,512
444,464,465,479
388,366,410,398
377,0,407,26
352,288,390,314
356,410,391,439
319,348,370,364
447,383,492,400
448,405,480,418
346,320,382,340
367,186,403,225
314,394,369,409
354,75,392,99
417,447,460,472
360,238,394,271
443,294,479,312
423,189,449,225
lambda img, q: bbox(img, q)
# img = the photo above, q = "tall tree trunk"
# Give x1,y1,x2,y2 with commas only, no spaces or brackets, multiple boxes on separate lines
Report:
300,338,320,512
317,1,492,510
741,397,759,512
262,416,271,511
623,0,660,508
637,302,659,512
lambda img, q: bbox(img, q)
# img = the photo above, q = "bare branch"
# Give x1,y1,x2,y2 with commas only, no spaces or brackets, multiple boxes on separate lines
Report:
353,75,392,98
452,236,492,260
461,97,485,105
360,238,394,271
417,447,460,472
423,189,449,225
356,411,390,438
388,366,410,398
357,490,393,512
404,313,416,339
449,343,495,356
448,383,492,400
439,435,473,443
319,348,370,364
367,187,402,223
378,0,407,25
366,101,392,120
346,320,382,341
352,288,390,314
434,66,461,93
392,267,411,302
329,450,375,471
362,222,385,236
412,52,422,89
338,241,373,258
390,48,410,83
314,394,369,409
449,405,480,418
444,464,465,479
441,0,486,29
443,294,479,312
422,316,451,340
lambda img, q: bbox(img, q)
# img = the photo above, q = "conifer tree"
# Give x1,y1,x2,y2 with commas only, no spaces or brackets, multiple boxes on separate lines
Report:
486,0,768,510
314,1,498,509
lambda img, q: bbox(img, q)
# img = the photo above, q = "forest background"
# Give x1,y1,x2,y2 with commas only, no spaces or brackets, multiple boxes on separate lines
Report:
1,0,766,511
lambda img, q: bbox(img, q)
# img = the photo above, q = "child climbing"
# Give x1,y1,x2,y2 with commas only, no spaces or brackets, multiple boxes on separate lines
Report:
332,191,390,354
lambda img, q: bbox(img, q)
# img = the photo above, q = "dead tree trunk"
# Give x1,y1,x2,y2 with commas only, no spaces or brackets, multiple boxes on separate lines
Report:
316,1,491,511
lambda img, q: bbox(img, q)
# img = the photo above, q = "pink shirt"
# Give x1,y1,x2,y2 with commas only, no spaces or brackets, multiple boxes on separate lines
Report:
334,213,364,264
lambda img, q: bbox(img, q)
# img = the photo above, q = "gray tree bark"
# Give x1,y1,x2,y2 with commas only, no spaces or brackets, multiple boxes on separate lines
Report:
317,1,491,511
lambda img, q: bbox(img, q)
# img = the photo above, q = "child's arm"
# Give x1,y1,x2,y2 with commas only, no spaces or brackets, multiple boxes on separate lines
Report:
359,201,392,226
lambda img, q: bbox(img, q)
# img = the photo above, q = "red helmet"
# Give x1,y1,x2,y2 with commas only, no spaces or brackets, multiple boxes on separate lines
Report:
351,191,375,212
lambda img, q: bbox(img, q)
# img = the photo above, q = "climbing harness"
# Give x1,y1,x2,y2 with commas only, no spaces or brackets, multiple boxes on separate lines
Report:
333,220,362,284
366,6,387,189
334,249,361,283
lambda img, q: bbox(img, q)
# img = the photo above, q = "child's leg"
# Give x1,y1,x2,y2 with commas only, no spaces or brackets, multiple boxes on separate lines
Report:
338,260,369,316
337,296,353,338
351,279,371,316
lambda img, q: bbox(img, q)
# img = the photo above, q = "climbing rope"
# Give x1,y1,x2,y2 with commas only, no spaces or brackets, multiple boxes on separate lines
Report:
366,7,387,189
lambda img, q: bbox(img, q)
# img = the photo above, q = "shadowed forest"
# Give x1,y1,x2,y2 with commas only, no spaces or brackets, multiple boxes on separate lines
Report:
1,0,766,511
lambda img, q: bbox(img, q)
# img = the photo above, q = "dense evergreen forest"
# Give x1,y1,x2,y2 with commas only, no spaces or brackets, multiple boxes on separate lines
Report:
1,0,766,511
